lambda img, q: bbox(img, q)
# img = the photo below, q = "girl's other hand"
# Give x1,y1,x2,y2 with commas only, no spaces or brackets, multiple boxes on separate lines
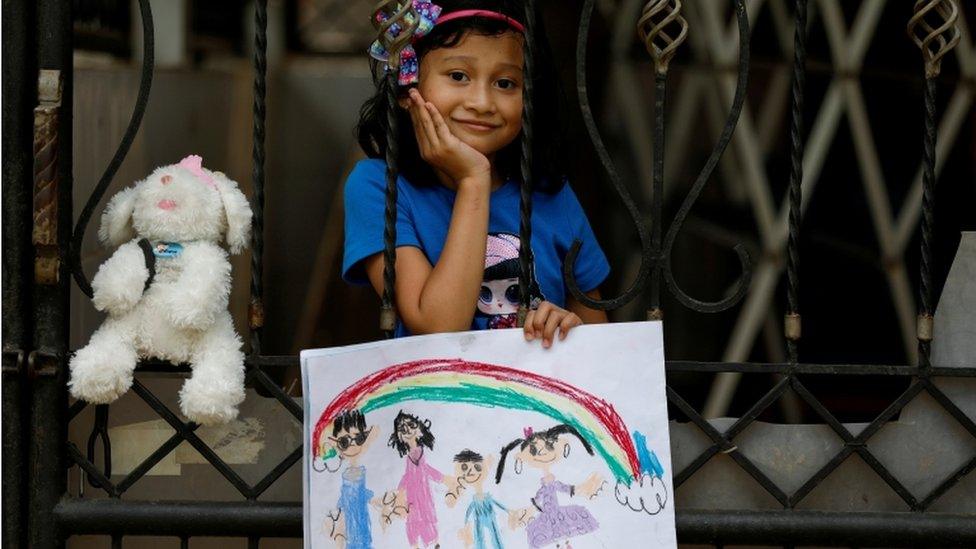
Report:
407,88,491,183
523,301,583,348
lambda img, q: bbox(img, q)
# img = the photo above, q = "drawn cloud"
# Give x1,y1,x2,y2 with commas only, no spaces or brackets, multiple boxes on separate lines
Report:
615,472,669,515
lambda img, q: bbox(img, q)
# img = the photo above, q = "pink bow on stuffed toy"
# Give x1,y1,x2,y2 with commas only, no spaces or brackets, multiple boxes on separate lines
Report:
180,154,217,189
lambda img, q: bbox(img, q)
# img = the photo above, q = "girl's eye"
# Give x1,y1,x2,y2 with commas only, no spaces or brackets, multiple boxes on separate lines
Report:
496,78,518,90
449,71,468,82
529,446,538,456
480,286,492,303
505,284,520,304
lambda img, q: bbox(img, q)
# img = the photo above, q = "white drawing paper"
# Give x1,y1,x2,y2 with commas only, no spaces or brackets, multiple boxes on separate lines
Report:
302,322,675,548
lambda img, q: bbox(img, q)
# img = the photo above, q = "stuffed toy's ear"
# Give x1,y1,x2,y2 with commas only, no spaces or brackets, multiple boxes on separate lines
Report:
213,173,253,254
98,186,138,247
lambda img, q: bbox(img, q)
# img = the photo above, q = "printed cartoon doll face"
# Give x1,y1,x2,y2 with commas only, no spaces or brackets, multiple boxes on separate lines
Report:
330,425,375,461
518,435,567,470
478,277,520,315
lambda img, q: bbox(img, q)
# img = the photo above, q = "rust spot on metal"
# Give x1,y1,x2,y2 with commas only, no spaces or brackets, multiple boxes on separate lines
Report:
647,308,664,321
33,70,62,286
917,313,934,342
380,306,397,332
785,313,802,341
249,299,266,330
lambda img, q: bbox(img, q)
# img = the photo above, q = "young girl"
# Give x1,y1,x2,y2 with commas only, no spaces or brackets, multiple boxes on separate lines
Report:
343,0,609,345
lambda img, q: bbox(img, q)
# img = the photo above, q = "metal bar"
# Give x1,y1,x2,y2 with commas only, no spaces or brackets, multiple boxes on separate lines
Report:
2,0,35,546
249,0,268,349
665,360,976,376
675,509,976,547
55,500,303,537
54,501,976,547
29,1,71,547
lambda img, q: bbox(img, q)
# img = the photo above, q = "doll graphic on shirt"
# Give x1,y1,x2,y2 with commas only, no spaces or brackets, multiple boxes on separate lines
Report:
478,233,545,330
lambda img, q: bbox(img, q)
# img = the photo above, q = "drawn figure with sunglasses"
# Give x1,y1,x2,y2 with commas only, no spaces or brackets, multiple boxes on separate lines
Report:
389,411,455,548
319,409,386,549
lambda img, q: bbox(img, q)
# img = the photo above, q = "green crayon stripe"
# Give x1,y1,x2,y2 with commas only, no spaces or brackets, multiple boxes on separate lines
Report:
362,383,630,482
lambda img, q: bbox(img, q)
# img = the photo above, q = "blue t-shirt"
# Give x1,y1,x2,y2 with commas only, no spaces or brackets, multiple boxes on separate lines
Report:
342,159,609,336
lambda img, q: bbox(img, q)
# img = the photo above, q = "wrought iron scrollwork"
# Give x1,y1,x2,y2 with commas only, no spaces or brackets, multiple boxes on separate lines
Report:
563,0,653,311
565,0,752,315
660,0,751,314
69,0,154,299
907,0,960,366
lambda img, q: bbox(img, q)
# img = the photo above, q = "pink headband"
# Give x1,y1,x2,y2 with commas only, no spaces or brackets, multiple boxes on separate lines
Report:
436,9,525,34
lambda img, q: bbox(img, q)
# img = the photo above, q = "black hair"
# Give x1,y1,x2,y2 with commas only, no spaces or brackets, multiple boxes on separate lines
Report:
389,410,436,457
484,257,521,280
495,424,593,483
356,0,567,193
454,449,484,463
333,409,368,437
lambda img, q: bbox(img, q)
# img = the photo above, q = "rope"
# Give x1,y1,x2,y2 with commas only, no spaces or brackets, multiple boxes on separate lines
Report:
70,0,154,299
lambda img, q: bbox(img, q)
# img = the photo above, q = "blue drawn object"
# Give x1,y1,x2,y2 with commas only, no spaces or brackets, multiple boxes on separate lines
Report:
338,465,374,549
465,493,508,549
633,431,664,479
152,241,183,258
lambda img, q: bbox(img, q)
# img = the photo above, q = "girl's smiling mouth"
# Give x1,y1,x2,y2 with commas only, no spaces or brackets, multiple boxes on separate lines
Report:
454,118,499,132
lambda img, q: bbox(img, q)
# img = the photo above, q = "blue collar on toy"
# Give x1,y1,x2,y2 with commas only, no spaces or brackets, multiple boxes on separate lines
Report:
152,241,183,258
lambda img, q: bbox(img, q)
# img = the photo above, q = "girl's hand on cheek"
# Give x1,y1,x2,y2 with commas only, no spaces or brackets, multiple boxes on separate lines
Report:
523,301,583,349
408,88,491,183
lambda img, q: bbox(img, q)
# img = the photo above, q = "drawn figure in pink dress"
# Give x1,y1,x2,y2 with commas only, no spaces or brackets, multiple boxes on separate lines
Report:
389,411,453,548
496,425,605,548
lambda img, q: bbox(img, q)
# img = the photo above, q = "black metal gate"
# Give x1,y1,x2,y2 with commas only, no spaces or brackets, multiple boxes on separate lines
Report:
3,0,974,547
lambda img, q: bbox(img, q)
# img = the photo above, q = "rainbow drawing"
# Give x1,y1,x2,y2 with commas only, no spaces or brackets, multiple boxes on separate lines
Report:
311,358,645,483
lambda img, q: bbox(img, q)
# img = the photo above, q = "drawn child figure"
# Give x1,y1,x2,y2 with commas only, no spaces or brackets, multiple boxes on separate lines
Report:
479,233,545,329
322,409,382,549
496,425,605,549
389,411,453,548
447,450,512,549
342,0,611,343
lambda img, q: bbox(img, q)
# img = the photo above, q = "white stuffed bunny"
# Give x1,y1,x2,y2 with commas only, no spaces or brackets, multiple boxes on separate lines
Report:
69,155,253,425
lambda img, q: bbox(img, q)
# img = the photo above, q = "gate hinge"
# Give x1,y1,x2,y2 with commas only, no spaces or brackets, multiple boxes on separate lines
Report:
27,349,62,379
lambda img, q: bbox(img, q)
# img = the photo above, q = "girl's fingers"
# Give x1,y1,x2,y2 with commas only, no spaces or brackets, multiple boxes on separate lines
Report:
531,302,552,335
412,93,440,150
542,310,563,348
523,309,536,340
426,102,453,142
558,314,582,340
407,103,430,154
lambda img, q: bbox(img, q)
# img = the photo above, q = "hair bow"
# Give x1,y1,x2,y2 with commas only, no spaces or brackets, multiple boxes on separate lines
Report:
369,0,442,86
523,427,534,439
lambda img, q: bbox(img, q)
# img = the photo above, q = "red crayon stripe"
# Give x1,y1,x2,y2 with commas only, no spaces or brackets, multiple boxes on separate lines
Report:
311,359,640,477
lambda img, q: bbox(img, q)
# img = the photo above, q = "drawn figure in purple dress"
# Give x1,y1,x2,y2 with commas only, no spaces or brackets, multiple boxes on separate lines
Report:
389,411,453,548
496,425,605,548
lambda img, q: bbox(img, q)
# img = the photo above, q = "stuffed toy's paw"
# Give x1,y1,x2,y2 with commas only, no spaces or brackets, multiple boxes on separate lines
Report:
179,375,246,425
68,340,137,404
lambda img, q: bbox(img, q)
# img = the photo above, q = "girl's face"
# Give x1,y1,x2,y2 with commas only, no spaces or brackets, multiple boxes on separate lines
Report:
478,277,519,315
416,31,524,159
518,436,566,470
396,416,422,446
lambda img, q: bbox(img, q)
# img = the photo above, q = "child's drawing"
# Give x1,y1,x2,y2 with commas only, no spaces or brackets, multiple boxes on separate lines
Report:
317,410,382,549
389,411,452,548
497,425,604,548
303,323,676,548
448,450,511,549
